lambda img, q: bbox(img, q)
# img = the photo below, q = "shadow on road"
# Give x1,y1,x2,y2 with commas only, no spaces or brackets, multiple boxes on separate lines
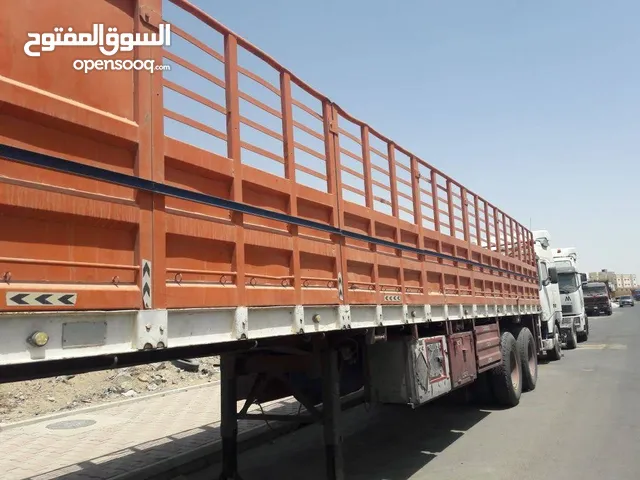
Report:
199,399,494,480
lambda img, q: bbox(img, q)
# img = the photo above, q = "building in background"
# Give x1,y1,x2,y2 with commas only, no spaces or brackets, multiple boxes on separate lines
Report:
588,270,638,293
589,270,618,292
616,273,637,289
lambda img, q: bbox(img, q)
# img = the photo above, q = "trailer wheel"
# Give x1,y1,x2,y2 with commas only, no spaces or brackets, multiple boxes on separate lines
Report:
515,327,537,391
547,324,562,361
490,331,522,407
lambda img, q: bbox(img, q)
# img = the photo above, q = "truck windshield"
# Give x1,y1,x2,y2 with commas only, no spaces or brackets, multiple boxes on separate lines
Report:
554,260,572,268
583,285,607,296
558,273,579,294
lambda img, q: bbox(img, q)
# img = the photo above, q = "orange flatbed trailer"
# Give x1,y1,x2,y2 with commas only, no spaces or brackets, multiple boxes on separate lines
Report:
0,2,543,478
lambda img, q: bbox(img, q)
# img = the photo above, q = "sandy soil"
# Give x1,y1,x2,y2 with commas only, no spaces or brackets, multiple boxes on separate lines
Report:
0,356,220,424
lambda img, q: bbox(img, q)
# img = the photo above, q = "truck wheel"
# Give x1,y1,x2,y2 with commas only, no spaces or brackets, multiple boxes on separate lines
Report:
607,308,613,316
565,324,577,350
578,318,589,342
515,327,538,391
547,324,562,361
489,331,522,407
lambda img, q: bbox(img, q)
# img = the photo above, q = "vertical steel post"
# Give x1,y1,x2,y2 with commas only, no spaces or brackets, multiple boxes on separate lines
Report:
322,345,345,480
219,354,242,480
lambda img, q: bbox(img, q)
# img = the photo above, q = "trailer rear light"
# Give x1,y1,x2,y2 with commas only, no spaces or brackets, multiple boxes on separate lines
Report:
27,331,49,347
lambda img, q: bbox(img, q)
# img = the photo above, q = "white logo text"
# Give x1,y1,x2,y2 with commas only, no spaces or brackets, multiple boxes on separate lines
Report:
24,24,171,57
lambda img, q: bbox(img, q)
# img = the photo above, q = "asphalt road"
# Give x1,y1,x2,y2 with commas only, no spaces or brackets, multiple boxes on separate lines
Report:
189,306,640,480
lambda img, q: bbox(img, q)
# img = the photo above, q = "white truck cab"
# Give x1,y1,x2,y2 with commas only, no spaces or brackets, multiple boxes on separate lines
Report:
533,230,563,360
553,247,589,345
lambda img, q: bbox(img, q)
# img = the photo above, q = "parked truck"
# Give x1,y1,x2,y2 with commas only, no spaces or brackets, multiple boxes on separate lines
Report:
1,2,556,478
533,231,564,359
553,247,589,344
583,281,613,316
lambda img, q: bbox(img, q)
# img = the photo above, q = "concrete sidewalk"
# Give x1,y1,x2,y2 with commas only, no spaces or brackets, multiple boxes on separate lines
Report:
0,382,301,480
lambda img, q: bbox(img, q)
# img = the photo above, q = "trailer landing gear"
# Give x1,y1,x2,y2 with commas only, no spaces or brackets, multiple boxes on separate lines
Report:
218,344,346,480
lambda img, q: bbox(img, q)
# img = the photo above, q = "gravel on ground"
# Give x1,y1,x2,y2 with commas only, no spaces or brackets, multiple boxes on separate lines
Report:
0,356,220,424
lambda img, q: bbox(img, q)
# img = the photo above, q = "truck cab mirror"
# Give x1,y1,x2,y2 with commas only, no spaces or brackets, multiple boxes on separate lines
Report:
548,266,558,284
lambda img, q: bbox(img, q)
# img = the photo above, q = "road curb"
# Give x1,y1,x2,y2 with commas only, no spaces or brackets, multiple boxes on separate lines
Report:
0,381,220,432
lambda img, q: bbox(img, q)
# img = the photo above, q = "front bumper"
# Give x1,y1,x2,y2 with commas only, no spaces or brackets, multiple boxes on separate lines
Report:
561,314,585,332
586,305,610,314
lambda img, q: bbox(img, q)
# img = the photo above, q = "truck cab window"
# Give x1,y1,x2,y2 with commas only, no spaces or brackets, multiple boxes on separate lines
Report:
537,262,549,287
558,272,579,294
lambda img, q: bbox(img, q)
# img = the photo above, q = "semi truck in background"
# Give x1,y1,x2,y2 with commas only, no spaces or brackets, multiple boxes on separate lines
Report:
583,281,613,316
533,231,563,360
553,247,589,344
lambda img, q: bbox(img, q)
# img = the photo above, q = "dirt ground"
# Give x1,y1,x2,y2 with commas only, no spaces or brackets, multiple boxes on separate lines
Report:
0,356,220,424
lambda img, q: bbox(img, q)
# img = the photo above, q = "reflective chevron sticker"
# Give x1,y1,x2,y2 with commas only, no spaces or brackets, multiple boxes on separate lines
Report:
337,273,344,301
6,292,77,307
142,259,152,309
384,295,402,302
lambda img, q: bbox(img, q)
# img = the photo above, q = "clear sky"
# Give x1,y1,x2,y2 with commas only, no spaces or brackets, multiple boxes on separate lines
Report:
165,0,640,277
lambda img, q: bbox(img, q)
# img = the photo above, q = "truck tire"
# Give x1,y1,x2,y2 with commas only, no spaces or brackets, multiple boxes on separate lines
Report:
547,324,562,361
565,324,577,350
515,327,538,391
489,331,522,407
606,308,613,316
578,317,589,342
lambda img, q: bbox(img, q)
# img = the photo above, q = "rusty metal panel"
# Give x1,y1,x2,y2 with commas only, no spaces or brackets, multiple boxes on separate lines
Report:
447,332,478,388
475,321,502,372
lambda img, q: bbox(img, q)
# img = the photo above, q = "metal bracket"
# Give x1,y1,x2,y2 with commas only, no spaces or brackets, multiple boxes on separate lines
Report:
375,305,383,326
338,305,351,329
292,305,305,333
139,5,162,29
233,307,248,340
328,119,339,135
135,309,168,350
366,326,387,344
402,305,410,324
